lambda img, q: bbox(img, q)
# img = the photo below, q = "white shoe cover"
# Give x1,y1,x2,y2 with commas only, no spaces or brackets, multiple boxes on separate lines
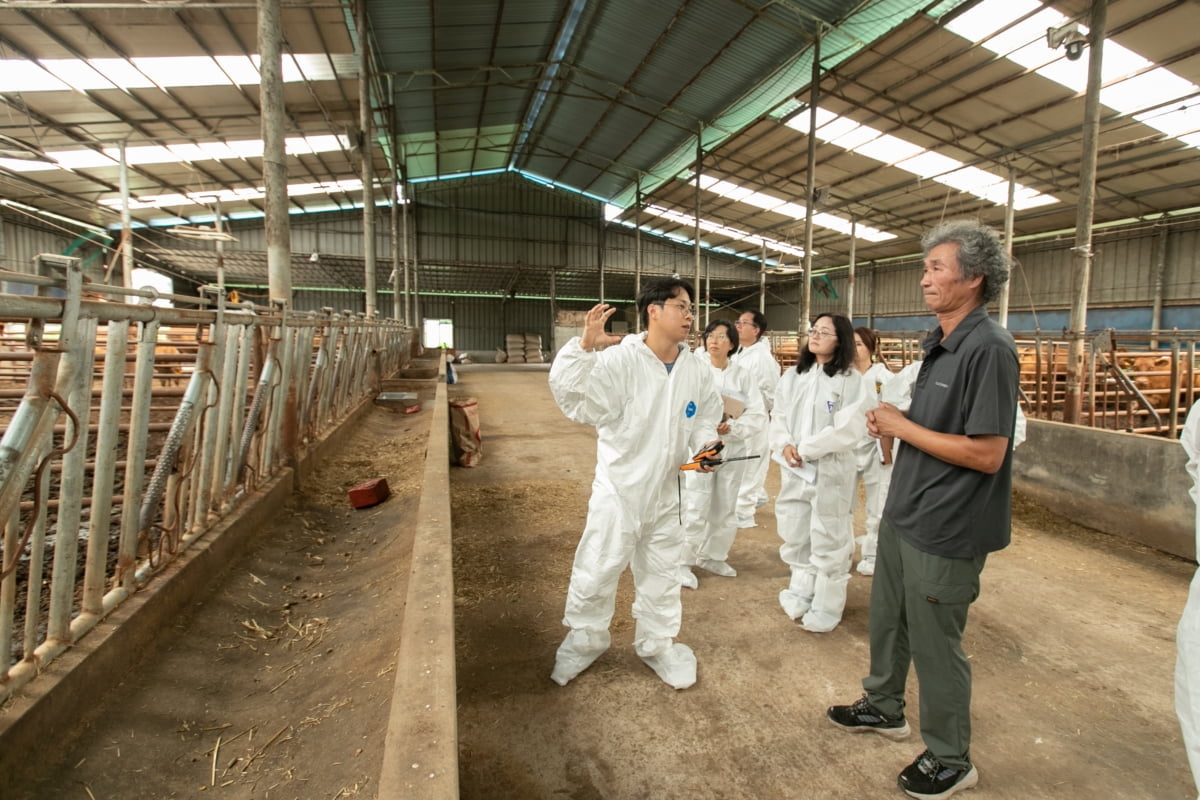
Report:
800,573,848,632
856,558,875,576
778,589,812,620
698,559,737,577
550,628,611,686
679,566,699,590
755,493,768,509
799,609,840,633
736,514,756,529
641,642,697,689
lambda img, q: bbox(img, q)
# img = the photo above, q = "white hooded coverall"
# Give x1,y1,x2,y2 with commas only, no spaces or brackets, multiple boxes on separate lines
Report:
1178,400,1200,799
854,361,894,567
770,363,872,632
682,352,767,569
731,337,780,522
548,333,723,687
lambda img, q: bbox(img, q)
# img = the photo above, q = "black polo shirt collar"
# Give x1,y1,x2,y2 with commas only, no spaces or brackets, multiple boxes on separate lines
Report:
923,304,989,355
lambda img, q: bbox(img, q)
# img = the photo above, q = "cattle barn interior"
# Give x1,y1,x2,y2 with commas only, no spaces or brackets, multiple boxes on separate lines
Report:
0,0,1198,797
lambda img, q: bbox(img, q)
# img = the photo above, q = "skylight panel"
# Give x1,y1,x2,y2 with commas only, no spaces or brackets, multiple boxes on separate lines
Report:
1139,105,1199,139
943,0,1200,154
774,202,807,219
97,177,368,211
745,190,787,212
39,60,120,92
124,145,181,166
646,204,808,258
0,158,47,173
2,54,359,94
4,61,69,92
943,0,1043,50
797,108,1056,211
897,151,961,178
86,59,156,89
936,166,1004,196
813,115,861,142
3,134,347,175
166,143,211,162
693,175,896,243
1104,72,1193,115
198,142,241,161
228,140,267,159
1012,187,1059,209
213,56,265,86
52,150,117,170
851,133,924,164
825,124,878,152
130,56,233,88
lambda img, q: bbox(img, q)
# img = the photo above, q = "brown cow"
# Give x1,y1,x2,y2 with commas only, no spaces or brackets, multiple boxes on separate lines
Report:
1116,353,1200,411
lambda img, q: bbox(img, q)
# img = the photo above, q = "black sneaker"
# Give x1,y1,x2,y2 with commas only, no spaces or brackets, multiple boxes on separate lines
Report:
898,749,979,799
826,695,910,740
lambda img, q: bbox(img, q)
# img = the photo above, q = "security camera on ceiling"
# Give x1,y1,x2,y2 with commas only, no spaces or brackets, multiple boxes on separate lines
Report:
1046,23,1089,61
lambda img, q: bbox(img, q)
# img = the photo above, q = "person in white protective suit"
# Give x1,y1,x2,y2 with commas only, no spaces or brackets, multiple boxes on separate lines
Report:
770,313,873,632
852,326,895,577
679,319,767,589
731,310,781,528
1178,399,1200,799
547,277,724,690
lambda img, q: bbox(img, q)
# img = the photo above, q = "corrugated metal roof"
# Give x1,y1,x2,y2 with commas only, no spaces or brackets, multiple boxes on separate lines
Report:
2,0,1199,300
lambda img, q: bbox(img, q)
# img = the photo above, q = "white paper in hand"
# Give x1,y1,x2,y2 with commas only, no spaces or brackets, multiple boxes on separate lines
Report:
772,451,817,483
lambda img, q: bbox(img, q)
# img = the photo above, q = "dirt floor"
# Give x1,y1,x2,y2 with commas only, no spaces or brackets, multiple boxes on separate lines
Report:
11,363,1199,799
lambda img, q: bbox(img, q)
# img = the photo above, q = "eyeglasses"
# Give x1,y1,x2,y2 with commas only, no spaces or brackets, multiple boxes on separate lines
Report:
807,327,837,339
658,301,694,316
708,333,730,341
734,320,757,328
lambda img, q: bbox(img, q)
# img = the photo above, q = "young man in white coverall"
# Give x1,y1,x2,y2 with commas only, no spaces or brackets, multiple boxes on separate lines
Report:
1178,400,1200,799
731,310,780,527
548,277,723,689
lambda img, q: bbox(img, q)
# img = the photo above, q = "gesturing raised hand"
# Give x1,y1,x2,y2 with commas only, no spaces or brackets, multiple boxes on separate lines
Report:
580,303,624,352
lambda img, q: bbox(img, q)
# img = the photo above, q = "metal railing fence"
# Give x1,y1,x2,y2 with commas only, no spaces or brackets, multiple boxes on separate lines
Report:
0,257,412,704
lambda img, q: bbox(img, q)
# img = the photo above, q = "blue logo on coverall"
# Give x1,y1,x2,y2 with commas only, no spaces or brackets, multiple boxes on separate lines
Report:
685,401,696,418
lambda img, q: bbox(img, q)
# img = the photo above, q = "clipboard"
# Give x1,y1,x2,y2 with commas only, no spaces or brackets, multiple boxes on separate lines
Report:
721,388,748,420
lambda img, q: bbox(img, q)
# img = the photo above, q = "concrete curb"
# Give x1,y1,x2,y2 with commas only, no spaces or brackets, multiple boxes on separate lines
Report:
377,352,459,798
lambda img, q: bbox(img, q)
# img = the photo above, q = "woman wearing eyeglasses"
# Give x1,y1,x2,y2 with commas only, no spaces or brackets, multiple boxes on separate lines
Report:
770,313,874,633
679,319,767,589
851,327,895,577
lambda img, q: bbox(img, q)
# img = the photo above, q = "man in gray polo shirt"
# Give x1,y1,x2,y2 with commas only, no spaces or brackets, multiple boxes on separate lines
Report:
827,219,1019,800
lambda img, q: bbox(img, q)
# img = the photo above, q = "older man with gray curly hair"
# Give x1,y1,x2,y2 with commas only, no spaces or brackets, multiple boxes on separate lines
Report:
827,219,1019,800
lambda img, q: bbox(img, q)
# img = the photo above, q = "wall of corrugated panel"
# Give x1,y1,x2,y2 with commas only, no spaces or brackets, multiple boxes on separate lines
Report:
291,287,367,315
0,215,78,284
763,218,1200,330
1168,226,1200,303
228,210,387,259
216,175,764,289
418,295,553,354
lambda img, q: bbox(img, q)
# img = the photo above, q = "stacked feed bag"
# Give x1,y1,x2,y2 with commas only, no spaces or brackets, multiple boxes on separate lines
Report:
505,333,526,363
524,333,544,364
554,310,587,355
